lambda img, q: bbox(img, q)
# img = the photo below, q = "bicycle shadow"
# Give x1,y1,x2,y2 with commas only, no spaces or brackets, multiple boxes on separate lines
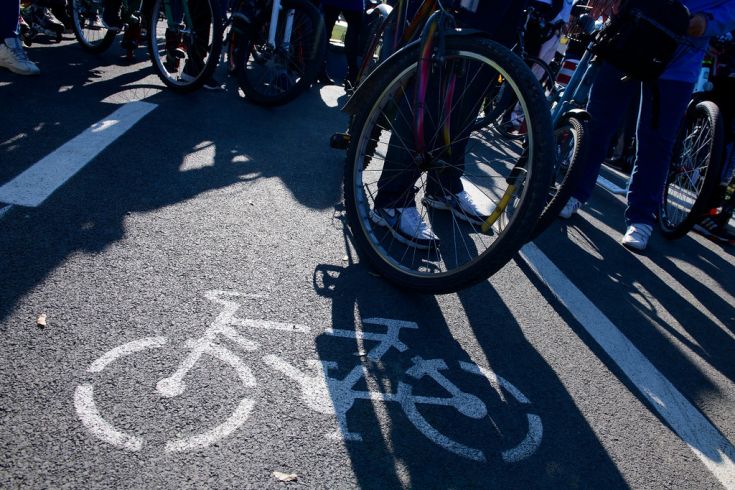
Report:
528,196,735,471
309,211,627,488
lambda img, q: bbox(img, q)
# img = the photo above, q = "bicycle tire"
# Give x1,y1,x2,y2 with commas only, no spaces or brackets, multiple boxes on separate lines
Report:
146,0,223,93
71,0,116,53
344,37,555,294
528,116,589,241
233,0,326,106
659,100,725,239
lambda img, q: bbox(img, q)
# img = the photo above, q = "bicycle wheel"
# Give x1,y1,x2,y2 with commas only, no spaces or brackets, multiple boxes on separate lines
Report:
147,0,223,93
528,116,589,241
233,0,326,106
344,37,555,293
659,100,725,239
71,0,116,53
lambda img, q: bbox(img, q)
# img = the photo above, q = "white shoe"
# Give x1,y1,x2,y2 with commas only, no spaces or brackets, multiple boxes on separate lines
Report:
559,196,582,219
371,207,439,249
423,188,495,226
621,223,653,251
0,37,40,75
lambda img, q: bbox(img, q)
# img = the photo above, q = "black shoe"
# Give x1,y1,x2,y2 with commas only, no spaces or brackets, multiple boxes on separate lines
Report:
693,216,735,243
31,6,65,34
317,67,334,85
203,77,223,90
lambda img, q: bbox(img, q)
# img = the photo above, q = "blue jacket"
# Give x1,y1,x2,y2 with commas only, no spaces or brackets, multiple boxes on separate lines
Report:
663,0,735,82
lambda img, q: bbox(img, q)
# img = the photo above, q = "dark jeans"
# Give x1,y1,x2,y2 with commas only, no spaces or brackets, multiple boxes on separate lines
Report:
571,62,695,226
1,1,20,39
373,63,494,209
322,6,361,81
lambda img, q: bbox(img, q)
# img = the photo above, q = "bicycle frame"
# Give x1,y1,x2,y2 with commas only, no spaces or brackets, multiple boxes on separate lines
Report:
266,0,295,50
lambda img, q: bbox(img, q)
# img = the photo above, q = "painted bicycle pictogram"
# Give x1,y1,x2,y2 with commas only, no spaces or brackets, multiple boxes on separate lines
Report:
75,290,542,462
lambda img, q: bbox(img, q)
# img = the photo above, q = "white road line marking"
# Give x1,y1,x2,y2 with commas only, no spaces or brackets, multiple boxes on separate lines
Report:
596,175,628,195
0,204,12,221
0,101,157,207
74,384,144,451
521,242,735,489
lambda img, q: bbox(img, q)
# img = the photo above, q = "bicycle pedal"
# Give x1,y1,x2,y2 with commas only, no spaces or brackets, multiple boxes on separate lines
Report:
330,132,351,150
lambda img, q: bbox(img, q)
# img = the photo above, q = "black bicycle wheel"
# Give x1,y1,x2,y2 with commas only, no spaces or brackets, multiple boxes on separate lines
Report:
234,0,326,106
147,0,223,93
528,116,589,241
344,37,555,294
71,0,116,53
659,100,725,239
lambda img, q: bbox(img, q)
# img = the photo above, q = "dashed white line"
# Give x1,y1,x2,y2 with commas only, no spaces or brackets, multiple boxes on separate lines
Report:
0,101,157,207
521,241,735,489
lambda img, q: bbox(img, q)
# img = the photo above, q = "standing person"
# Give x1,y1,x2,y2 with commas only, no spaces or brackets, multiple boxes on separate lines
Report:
0,0,40,75
370,0,531,248
559,0,735,251
319,0,363,88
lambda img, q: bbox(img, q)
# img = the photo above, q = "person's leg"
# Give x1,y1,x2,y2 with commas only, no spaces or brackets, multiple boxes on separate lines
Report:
570,62,640,203
0,1,40,75
318,5,339,84
625,79,694,226
341,8,362,87
1,1,20,39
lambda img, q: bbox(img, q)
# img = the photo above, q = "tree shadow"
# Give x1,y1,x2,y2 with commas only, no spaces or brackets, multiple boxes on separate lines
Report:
0,40,350,324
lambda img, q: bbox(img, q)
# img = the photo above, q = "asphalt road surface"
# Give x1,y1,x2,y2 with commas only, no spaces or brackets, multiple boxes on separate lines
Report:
1,36,734,489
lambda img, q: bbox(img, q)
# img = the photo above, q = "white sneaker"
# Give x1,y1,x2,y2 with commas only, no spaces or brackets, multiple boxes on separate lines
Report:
371,207,439,249
0,37,40,75
559,196,582,219
423,188,495,226
621,223,653,251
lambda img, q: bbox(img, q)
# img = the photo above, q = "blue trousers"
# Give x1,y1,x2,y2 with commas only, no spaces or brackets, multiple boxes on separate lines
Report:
1,1,20,39
571,62,695,226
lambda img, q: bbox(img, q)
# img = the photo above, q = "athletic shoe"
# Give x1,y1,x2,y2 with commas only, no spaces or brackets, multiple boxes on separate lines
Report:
370,207,439,250
423,188,495,226
559,196,582,219
693,216,735,243
621,223,653,251
0,37,40,75
30,6,65,35
179,71,223,90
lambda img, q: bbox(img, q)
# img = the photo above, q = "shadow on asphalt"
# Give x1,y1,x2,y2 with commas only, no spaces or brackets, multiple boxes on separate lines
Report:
308,208,627,488
0,40,349,324
524,193,735,470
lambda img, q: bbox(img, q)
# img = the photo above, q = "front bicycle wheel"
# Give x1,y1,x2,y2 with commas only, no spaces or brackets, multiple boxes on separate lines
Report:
147,0,223,93
659,100,724,239
233,0,326,106
71,0,116,53
344,37,555,293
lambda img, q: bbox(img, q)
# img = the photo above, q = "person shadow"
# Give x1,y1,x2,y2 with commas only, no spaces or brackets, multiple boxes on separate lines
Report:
308,206,627,488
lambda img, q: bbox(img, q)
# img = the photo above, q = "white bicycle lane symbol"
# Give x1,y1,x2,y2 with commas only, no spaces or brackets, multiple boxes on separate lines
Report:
74,290,542,462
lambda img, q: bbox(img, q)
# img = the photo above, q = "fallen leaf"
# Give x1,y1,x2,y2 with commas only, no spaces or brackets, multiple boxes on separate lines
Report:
36,314,46,329
342,255,349,262
273,471,298,482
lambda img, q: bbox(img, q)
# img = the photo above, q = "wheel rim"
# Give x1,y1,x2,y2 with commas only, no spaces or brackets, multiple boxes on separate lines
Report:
662,113,714,231
73,0,110,48
149,0,218,88
241,8,318,98
351,50,537,280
